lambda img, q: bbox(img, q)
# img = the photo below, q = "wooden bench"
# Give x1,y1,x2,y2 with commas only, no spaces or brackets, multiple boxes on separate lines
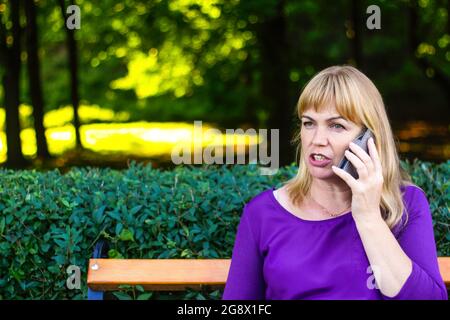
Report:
87,256,450,299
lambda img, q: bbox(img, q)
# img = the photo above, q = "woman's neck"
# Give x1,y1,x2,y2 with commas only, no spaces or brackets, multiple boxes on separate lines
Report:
309,177,352,207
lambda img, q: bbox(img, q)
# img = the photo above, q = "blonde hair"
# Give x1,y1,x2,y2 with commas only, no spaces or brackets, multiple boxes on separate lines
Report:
284,65,411,230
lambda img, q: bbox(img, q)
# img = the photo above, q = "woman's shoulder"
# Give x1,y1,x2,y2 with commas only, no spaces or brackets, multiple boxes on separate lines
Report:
388,184,429,238
244,188,275,212
238,188,276,240
400,183,432,222
240,187,278,221
400,182,423,192
400,183,428,203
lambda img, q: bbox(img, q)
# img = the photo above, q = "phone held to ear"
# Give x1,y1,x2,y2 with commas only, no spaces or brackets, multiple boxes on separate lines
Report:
337,128,375,179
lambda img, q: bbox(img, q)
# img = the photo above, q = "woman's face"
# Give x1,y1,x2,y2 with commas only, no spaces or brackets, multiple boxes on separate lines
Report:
300,103,363,180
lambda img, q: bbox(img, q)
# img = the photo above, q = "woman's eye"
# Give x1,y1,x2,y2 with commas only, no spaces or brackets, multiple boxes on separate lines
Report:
331,123,345,129
303,121,345,129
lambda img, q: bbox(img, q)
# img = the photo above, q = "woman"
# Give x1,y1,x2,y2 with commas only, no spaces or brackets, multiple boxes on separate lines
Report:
222,65,447,300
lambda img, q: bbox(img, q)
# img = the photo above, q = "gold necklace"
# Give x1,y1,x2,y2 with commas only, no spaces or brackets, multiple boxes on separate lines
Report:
308,195,351,217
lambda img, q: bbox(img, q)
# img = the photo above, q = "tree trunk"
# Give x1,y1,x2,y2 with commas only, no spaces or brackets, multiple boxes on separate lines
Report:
0,0,28,168
58,0,82,149
255,0,295,166
350,0,363,70
24,0,51,160
241,53,257,126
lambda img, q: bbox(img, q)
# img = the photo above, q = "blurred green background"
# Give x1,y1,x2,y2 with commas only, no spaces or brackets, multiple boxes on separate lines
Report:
0,0,449,169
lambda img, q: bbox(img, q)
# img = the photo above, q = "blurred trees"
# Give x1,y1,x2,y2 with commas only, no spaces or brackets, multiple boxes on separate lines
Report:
25,0,51,160
0,0,448,167
407,0,450,103
58,0,82,149
0,0,27,168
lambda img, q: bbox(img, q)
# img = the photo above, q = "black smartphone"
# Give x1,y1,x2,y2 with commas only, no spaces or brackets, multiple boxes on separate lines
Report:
337,128,374,179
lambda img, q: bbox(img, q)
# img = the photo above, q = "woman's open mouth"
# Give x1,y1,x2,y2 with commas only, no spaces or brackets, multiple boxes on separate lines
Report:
309,153,332,167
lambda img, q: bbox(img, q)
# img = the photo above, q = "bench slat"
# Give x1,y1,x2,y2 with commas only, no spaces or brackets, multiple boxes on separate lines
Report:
88,257,450,292
87,259,231,291
438,257,450,288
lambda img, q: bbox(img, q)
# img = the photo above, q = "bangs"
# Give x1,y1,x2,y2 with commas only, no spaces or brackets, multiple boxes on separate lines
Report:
298,71,362,124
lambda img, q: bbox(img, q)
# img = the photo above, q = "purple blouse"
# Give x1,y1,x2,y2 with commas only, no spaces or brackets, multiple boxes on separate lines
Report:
222,185,448,300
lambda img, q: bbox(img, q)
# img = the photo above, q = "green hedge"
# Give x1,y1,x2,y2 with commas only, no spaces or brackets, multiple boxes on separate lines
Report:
0,159,448,300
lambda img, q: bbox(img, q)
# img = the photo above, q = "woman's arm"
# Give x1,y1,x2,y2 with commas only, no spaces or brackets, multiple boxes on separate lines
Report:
332,138,447,299
353,186,447,299
222,204,265,300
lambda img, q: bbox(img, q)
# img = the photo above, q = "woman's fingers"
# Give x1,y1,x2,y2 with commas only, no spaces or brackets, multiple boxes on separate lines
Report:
368,137,382,174
343,149,368,179
349,141,374,173
332,166,357,188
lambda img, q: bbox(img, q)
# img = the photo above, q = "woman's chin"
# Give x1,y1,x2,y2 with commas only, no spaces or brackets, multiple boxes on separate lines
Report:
308,166,335,179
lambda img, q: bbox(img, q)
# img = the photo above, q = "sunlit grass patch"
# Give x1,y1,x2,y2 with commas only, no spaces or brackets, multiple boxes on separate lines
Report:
0,121,261,163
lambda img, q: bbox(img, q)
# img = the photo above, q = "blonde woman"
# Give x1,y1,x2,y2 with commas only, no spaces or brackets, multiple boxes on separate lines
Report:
222,65,447,300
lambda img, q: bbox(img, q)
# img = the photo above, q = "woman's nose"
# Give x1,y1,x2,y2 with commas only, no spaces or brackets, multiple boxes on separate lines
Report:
312,128,328,145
